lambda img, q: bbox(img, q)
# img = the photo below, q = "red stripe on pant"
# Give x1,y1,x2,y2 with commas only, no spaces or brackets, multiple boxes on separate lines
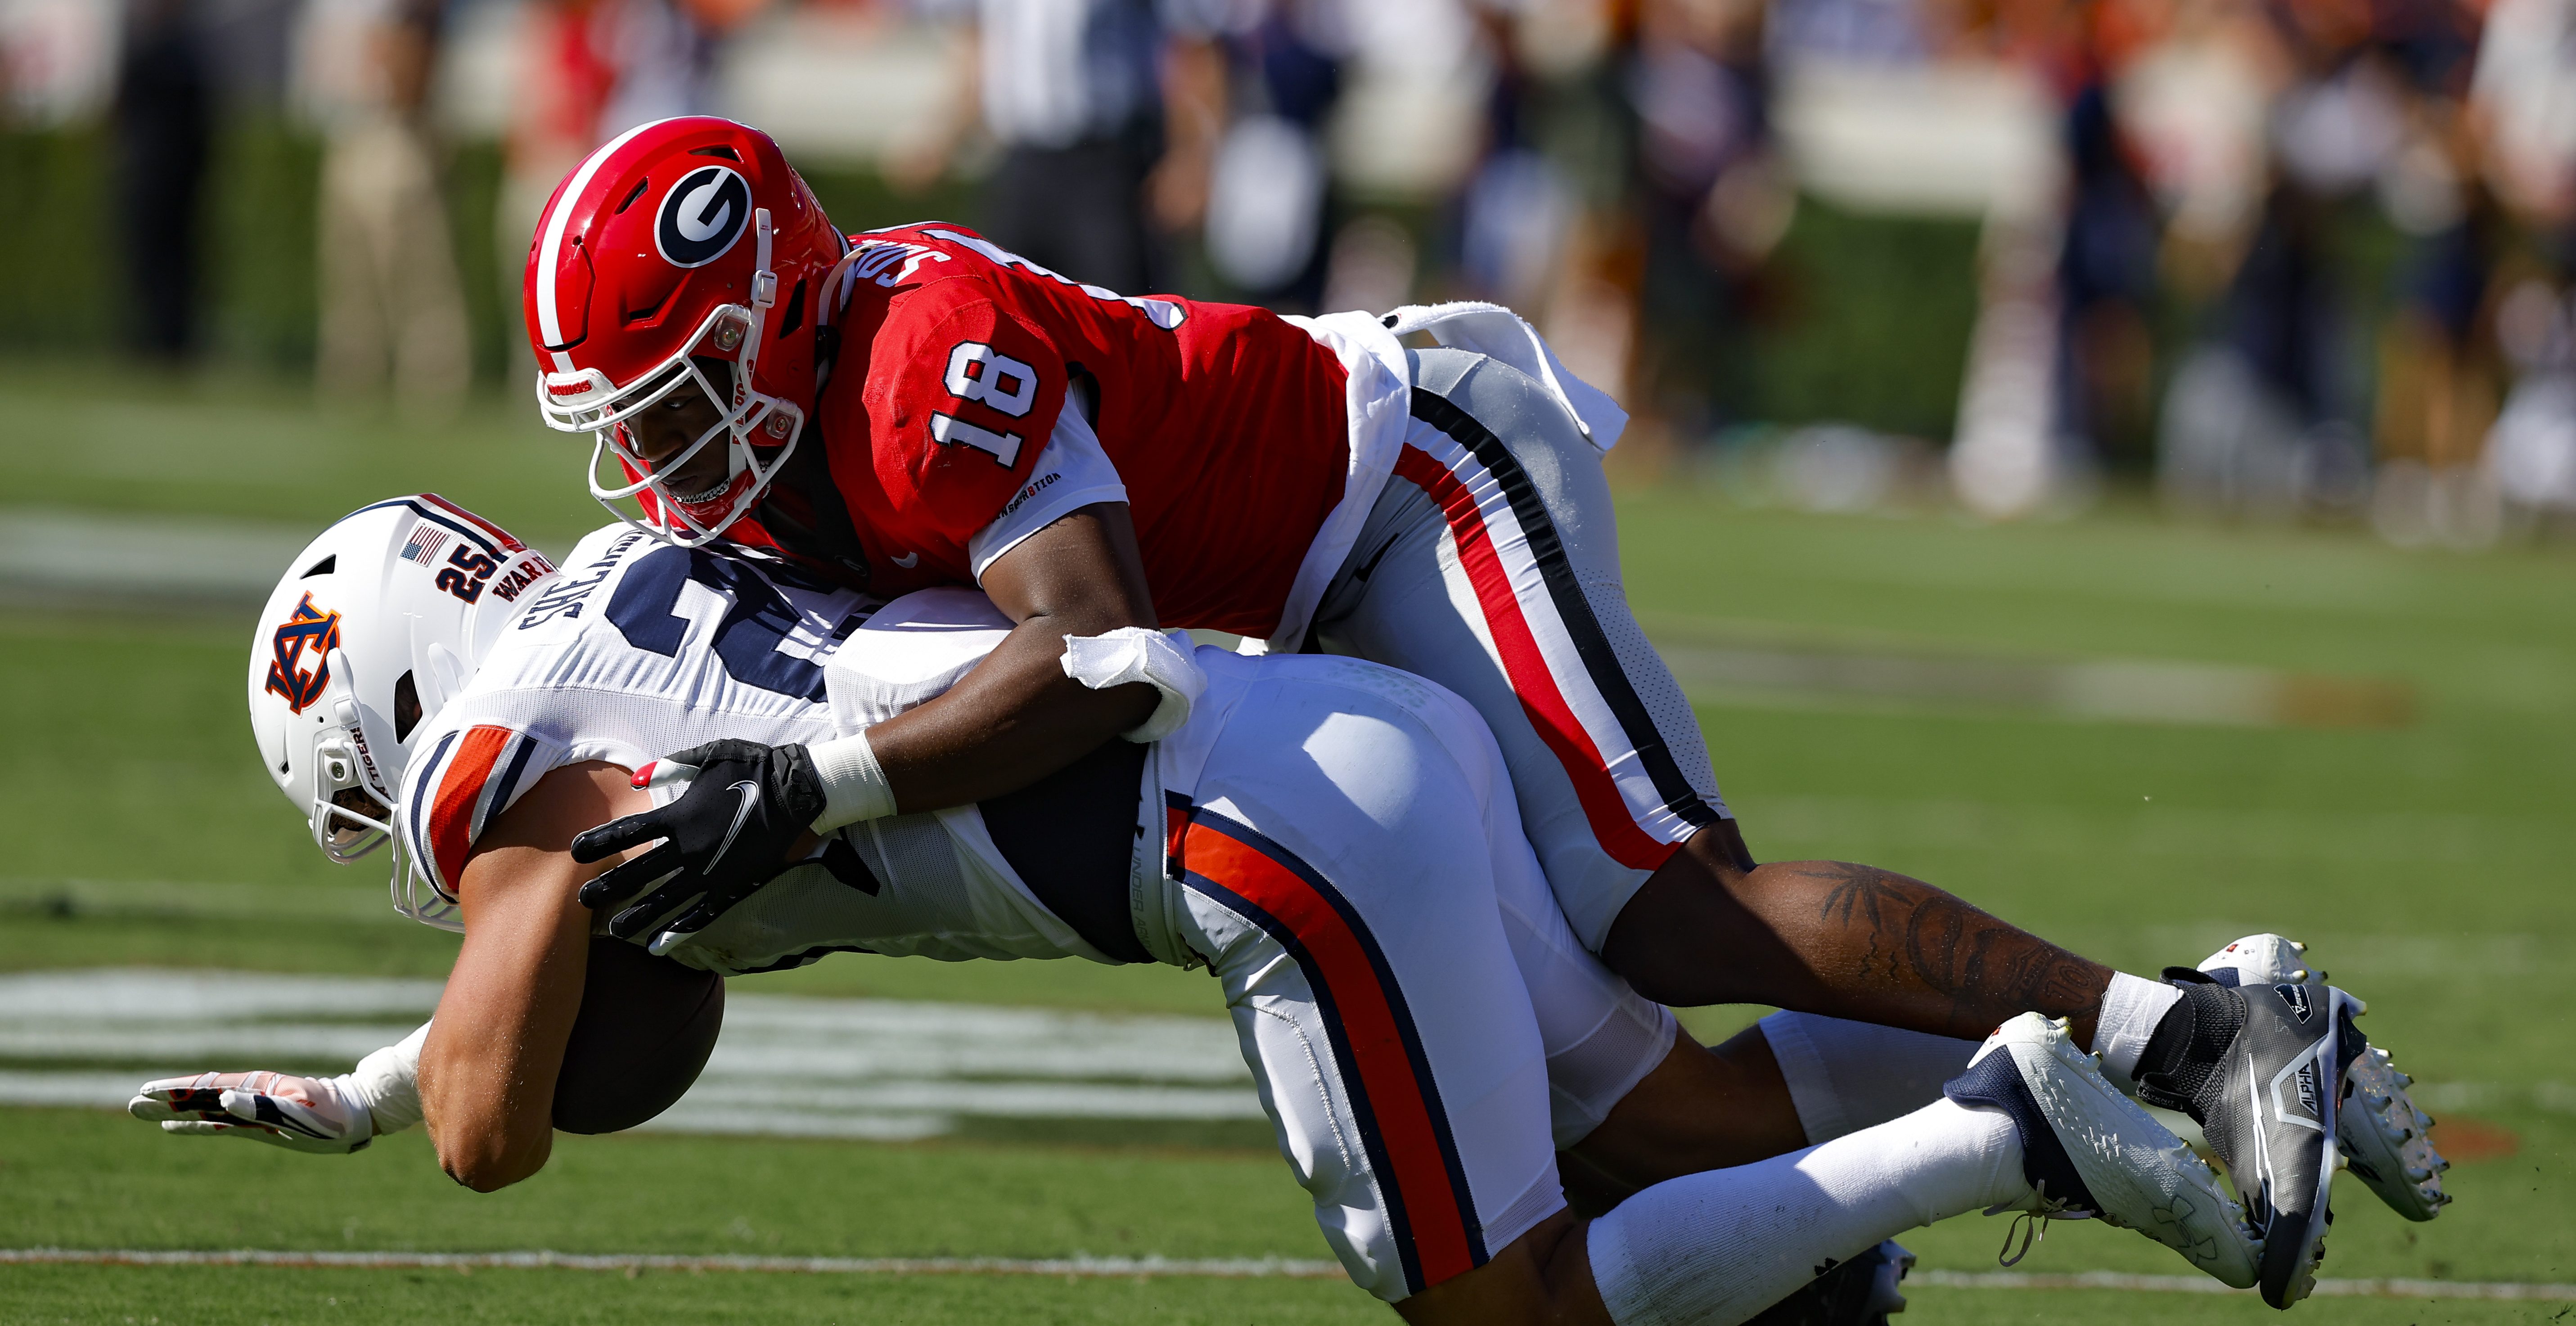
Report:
1389,444,1678,872
1180,818,1480,1290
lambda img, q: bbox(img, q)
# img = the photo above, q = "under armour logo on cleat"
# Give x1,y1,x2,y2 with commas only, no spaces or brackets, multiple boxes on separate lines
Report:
2150,1198,2220,1262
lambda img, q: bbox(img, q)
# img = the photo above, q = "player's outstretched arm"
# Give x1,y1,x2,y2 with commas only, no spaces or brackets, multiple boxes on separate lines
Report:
422,760,643,1192
127,1021,429,1156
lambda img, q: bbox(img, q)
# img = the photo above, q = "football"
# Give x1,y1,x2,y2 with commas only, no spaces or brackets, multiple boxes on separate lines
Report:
551,938,725,1134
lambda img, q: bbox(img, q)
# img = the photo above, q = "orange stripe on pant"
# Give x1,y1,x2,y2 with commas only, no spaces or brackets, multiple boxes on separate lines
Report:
1177,814,1483,1293
1388,444,1677,872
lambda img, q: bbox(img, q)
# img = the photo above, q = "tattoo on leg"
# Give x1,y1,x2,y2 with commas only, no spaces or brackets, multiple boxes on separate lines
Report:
1798,862,2104,1029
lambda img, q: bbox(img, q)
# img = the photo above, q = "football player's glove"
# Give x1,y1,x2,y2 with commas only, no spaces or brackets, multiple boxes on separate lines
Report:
572,739,826,946
129,1070,375,1155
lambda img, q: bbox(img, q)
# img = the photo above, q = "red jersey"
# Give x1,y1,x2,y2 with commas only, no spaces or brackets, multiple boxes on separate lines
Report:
783,223,1352,638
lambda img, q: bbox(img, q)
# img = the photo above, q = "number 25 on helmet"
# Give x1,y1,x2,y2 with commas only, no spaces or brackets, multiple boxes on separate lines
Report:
247,496,557,931
525,117,848,546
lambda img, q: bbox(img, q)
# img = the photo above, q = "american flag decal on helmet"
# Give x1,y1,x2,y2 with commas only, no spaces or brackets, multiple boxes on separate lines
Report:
401,526,450,566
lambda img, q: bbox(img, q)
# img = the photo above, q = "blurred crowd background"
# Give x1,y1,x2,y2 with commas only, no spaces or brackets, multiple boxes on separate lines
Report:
4,0,2574,545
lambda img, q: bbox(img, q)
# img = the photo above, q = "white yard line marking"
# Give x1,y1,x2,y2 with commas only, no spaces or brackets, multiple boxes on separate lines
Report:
0,509,311,606
1650,641,2412,729
0,504,2409,727
0,970,1260,1137
0,1248,1347,1278
0,968,446,1020
3,1250,2568,1299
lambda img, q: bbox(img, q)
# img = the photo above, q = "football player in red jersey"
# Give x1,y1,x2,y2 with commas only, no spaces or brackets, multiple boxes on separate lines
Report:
523,117,2122,1068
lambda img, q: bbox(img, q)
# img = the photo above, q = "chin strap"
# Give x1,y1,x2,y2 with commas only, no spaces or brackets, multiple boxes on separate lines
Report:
808,236,864,395
733,206,777,430
753,209,776,303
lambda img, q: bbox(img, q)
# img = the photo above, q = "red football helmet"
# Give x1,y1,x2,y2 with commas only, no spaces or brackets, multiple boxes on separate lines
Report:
525,117,849,544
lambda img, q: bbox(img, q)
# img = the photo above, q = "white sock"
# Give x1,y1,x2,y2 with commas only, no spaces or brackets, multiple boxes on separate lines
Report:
1587,1099,2026,1326
2093,971,2184,1090
1759,1012,1979,1143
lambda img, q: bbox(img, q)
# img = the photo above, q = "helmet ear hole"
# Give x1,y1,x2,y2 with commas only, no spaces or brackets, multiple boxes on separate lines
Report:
393,670,422,742
777,279,807,338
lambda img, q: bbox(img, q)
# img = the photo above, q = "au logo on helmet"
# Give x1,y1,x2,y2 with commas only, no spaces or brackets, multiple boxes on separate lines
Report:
657,165,753,269
264,592,344,715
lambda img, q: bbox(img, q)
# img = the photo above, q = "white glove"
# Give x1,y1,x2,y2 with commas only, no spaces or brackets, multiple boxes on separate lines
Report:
129,1070,378,1154
1061,628,1206,742
127,1023,427,1155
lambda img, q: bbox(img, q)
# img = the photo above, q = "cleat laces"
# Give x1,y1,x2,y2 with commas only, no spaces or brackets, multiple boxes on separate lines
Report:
1989,1180,2094,1267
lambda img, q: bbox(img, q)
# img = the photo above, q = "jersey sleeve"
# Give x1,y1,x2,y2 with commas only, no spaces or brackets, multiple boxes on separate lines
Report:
865,292,1075,571
965,400,1130,579
396,723,566,905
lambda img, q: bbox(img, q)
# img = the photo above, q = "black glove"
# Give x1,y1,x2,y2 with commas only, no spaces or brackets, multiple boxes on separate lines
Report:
571,739,827,942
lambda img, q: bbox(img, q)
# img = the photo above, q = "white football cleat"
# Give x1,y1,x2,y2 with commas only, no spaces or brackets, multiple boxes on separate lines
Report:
2197,934,2450,1223
2199,934,2311,986
1946,1012,2262,1290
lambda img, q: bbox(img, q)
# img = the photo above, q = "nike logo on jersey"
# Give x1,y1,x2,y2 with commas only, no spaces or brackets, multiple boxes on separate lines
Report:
891,552,919,568
710,780,761,871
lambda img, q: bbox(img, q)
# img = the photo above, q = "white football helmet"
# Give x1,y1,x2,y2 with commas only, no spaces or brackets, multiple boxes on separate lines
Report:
248,495,558,929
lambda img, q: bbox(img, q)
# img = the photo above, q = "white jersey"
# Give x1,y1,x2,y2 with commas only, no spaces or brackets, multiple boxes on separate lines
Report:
390,524,1686,1301
393,525,1152,975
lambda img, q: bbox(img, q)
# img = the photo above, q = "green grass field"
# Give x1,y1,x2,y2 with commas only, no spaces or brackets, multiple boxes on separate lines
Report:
2,366,2571,1322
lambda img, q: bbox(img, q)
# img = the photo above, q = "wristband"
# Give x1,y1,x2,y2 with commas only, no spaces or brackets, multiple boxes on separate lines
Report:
808,731,897,831
338,1020,430,1136
1061,628,1206,742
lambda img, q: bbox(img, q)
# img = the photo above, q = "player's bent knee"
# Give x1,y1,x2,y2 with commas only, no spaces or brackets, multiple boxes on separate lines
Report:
1394,1209,1607,1326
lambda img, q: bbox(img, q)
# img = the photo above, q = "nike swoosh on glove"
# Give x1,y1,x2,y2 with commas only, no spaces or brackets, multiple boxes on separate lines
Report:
571,739,826,946
129,1070,374,1154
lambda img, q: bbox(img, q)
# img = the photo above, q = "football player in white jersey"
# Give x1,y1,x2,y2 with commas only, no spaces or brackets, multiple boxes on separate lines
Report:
135,496,2434,1319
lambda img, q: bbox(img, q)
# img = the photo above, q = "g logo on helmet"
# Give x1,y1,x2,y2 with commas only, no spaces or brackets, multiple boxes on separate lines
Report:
656,165,753,269
264,592,343,715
